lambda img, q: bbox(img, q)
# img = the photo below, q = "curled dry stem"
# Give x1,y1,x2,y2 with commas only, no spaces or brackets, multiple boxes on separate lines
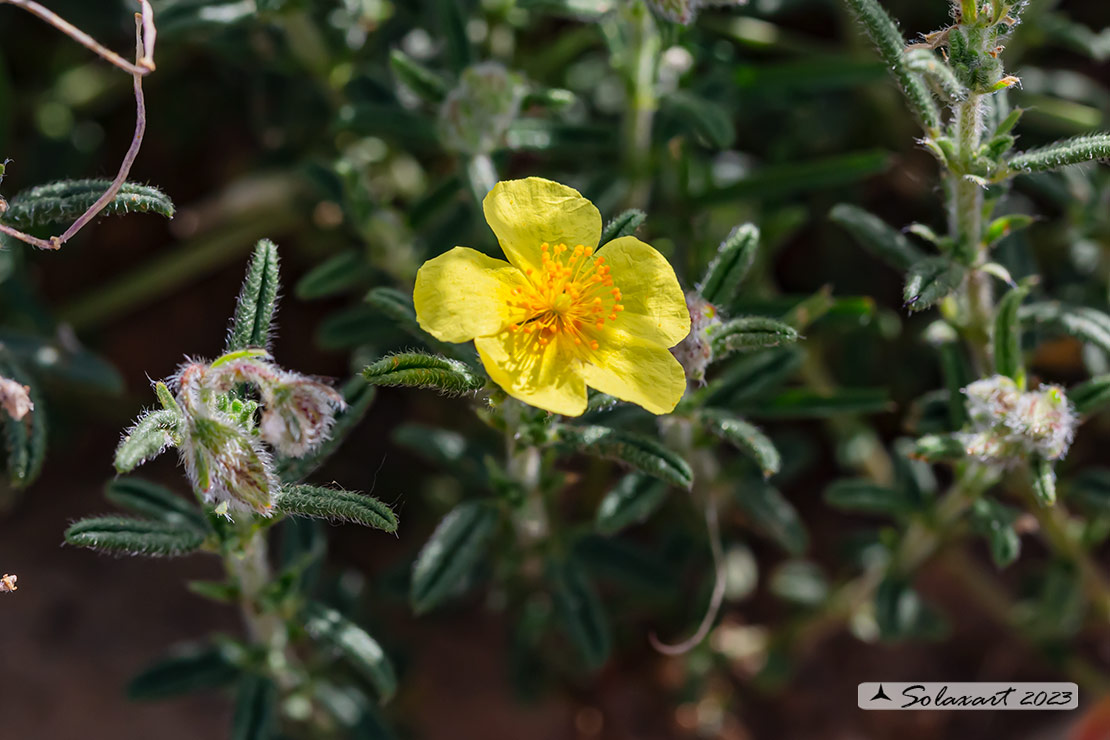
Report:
0,0,155,250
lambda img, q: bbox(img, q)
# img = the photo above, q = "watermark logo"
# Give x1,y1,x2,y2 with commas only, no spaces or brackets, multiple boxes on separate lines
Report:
858,683,1078,710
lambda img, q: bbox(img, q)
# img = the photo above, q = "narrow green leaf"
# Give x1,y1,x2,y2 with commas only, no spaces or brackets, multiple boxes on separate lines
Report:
1031,456,1057,506
984,214,1035,246
0,354,45,488
389,49,449,103
599,209,646,244
904,49,966,101
304,602,397,703
739,387,891,418
1071,374,1110,415
411,501,499,614
277,378,375,482
874,577,948,641
276,485,398,532
662,91,735,148
127,644,240,700
594,473,668,535
364,287,461,356
969,497,1021,568
361,352,484,395
993,281,1031,389
186,580,240,603
1065,468,1110,514
548,555,611,670
699,223,759,305
295,251,372,300
732,480,808,555
698,410,780,477
904,257,965,312
105,477,209,532
829,203,924,271
1,180,174,229
841,0,941,131
701,347,803,407
824,479,911,516
911,433,967,461
231,675,277,740
1007,133,1110,173
436,0,472,70
1020,302,1110,356
710,316,800,358
554,424,694,489
65,516,205,557
697,150,891,204
226,239,280,352
114,409,181,473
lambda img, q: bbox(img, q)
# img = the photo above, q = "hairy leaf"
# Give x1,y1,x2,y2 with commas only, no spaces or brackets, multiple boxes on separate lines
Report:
829,203,924,271
548,555,611,670
362,352,484,395
599,209,646,244
276,485,398,532
594,473,669,535
304,602,397,703
699,223,759,306
411,500,500,614
1,180,174,229
226,239,280,352
554,424,694,489
904,257,965,312
231,675,277,740
105,477,209,532
711,316,800,358
65,516,205,557
698,410,780,477
127,644,240,700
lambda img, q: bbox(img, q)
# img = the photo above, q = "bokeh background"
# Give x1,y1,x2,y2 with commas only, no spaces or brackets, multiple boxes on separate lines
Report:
1,0,1109,738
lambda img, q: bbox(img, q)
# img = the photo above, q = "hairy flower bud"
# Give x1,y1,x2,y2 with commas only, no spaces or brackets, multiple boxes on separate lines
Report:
0,375,33,420
181,409,277,517
438,62,524,156
671,292,723,382
259,373,346,458
958,375,1077,464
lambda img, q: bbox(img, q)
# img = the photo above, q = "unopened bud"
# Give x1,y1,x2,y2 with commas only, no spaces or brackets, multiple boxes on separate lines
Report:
670,292,723,383
0,376,33,420
182,411,277,517
259,373,346,458
958,375,1077,464
438,62,524,156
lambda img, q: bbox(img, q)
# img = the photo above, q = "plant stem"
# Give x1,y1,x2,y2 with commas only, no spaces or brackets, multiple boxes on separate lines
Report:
621,1,660,210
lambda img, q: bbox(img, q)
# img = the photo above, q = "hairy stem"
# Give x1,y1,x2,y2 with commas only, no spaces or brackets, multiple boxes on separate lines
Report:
621,2,660,210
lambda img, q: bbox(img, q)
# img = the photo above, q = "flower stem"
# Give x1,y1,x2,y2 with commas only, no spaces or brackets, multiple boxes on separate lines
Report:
621,2,660,210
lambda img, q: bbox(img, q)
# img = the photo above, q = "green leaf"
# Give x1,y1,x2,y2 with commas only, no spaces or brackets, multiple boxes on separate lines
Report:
226,239,280,352
1072,374,1110,415
361,352,484,395
911,433,967,461
231,675,277,740
276,485,398,532
599,209,646,244
697,150,891,204
969,497,1021,568
874,577,948,642
364,287,461,356
0,329,123,393
127,643,240,700
1020,302,1110,356
0,180,174,229
65,516,205,557
0,354,45,488
554,424,693,489
699,223,759,306
829,203,925,271
698,410,780,477
739,387,891,418
548,555,611,670
824,479,911,517
1007,133,1110,173
701,347,803,407
277,378,375,482
435,0,472,70
114,409,181,473
984,214,1035,246
105,477,209,532
389,48,449,103
993,281,1031,389
710,316,800,358
903,257,965,312
303,602,397,703
1031,456,1057,506
732,480,808,555
1065,468,1110,514
295,251,373,300
662,91,735,149
411,501,500,614
594,473,668,535
841,0,941,131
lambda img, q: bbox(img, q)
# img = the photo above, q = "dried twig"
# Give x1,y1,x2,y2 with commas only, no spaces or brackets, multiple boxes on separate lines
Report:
0,0,155,250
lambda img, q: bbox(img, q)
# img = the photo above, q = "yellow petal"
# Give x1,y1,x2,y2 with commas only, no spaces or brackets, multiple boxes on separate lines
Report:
414,247,527,343
482,178,602,276
597,236,690,348
580,329,687,415
475,332,587,416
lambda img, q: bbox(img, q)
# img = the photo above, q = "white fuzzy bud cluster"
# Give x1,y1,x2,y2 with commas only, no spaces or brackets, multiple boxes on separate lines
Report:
170,351,345,518
0,376,33,421
670,292,723,383
959,375,1077,463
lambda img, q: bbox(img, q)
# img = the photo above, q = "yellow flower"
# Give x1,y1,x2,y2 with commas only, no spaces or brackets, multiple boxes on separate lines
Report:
413,177,690,416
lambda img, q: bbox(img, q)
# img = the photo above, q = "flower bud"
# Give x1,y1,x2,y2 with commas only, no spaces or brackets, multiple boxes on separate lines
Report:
958,375,1077,464
0,375,33,420
670,292,722,382
259,373,346,458
181,410,277,517
438,62,524,156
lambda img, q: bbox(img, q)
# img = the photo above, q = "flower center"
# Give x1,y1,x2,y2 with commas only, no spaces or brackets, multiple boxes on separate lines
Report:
506,242,624,353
